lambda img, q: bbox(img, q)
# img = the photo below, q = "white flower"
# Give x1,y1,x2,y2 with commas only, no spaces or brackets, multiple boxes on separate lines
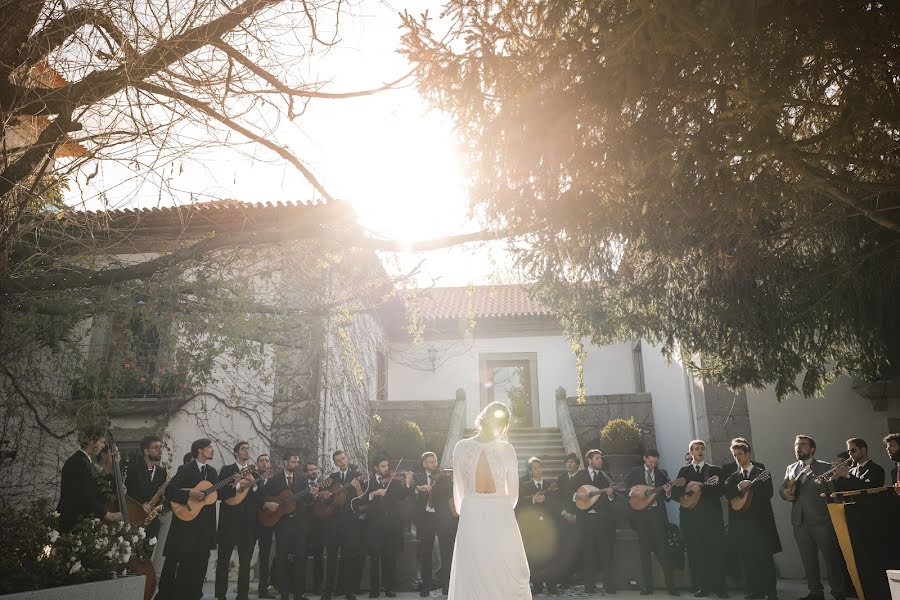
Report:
138,528,146,539
132,535,139,543
148,537,157,546
122,551,131,563
48,529,59,543
52,511,60,518
69,561,82,574
117,536,124,544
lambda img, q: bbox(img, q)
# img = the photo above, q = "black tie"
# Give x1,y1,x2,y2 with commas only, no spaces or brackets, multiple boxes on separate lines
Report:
695,465,701,474
592,470,599,485
537,482,542,491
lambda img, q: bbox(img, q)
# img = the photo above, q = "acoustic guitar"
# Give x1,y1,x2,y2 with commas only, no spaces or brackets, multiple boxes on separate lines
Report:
313,477,367,520
677,476,720,509
628,477,687,511
170,465,254,521
729,470,771,512
224,467,266,506
258,486,317,528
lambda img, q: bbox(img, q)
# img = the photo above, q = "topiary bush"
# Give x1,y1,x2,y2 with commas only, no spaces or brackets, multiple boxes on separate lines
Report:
600,417,643,454
376,419,425,463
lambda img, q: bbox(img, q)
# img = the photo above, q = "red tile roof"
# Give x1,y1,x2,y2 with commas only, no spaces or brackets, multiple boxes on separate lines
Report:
408,284,553,320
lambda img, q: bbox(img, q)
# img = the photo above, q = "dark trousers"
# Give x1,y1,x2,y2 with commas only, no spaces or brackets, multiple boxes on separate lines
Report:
793,522,846,597
324,512,362,594
417,514,453,591
215,539,253,599
257,525,274,591
154,556,179,600
633,510,675,591
368,542,398,593
275,517,309,598
578,511,617,591
738,540,777,597
308,518,325,591
682,512,727,593
173,551,210,600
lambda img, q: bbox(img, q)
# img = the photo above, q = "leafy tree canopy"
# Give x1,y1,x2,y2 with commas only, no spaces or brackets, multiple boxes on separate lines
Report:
402,0,900,398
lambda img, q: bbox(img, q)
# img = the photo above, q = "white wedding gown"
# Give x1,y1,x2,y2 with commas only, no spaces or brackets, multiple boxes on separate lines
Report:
448,436,532,599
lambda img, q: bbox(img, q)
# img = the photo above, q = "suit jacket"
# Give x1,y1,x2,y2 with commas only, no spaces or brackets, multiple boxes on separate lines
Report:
724,465,781,554
324,467,364,516
721,460,765,480
779,459,832,527
359,474,413,550
124,460,168,538
569,468,616,519
892,464,899,486
413,470,454,525
263,470,313,529
217,463,259,546
57,450,107,532
556,471,580,516
624,465,672,520
517,479,562,520
164,461,218,557
835,459,886,491
674,463,725,525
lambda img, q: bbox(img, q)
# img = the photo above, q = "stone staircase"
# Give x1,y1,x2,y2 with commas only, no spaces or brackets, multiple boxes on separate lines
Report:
464,427,569,477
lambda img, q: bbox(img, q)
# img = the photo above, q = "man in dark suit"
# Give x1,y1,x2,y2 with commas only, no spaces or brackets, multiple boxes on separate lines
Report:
214,441,258,600
721,437,766,479
571,449,617,595
779,435,847,600
160,438,219,600
518,456,562,595
554,452,582,587
413,452,454,597
305,461,325,594
724,441,780,600
672,440,728,598
358,454,413,598
254,454,275,599
625,448,679,596
261,450,316,600
721,437,766,589
57,426,123,532
125,435,168,554
833,438,885,491
320,450,364,600
885,433,900,492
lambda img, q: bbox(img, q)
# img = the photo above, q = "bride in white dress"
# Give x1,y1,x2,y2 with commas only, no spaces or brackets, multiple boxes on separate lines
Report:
448,401,532,599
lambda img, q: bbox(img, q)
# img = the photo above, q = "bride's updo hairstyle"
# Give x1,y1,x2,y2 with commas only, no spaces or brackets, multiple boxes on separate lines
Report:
474,401,511,439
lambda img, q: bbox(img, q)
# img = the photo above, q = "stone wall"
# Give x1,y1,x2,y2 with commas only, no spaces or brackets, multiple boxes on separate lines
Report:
566,393,657,455
700,382,752,465
373,399,457,463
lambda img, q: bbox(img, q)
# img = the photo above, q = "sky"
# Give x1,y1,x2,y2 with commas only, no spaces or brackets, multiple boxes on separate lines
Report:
65,0,512,287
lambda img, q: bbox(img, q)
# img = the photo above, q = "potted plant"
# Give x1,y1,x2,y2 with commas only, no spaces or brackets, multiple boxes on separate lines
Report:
599,417,645,477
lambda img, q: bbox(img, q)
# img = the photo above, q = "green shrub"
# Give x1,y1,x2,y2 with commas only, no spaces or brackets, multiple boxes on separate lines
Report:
600,417,643,454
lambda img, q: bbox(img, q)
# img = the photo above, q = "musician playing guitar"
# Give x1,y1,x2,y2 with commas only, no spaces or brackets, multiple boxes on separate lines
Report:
624,448,679,596
320,449,364,600
672,440,727,598
517,457,561,595
160,438,218,600
214,441,258,600
125,435,168,555
57,424,123,533
724,441,780,600
570,449,617,595
253,454,275,599
261,450,316,600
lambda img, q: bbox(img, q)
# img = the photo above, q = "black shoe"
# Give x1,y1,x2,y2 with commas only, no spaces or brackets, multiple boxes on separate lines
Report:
641,591,653,597
696,592,710,598
295,596,310,600
369,593,379,599
798,595,825,600
442,587,449,595
532,582,545,594
670,591,681,597
547,583,559,596
322,594,332,600
745,594,766,600
717,593,730,599
346,595,356,600
418,592,429,598
585,585,598,593
260,593,275,599
384,593,396,598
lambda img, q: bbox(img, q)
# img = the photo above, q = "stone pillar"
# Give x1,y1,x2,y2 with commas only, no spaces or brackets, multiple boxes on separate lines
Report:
699,381,752,464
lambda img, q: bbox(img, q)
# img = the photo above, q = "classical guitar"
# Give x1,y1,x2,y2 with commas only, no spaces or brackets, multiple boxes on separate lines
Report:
729,470,771,512
170,465,254,521
628,477,687,511
313,476,367,520
257,486,317,528
677,476,720,509
224,466,264,506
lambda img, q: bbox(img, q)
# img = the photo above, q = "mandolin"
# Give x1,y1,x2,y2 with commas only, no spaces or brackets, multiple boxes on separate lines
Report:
224,466,263,506
784,464,812,498
729,470,771,512
574,483,623,511
170,465,254,521
628,477,687,511
677,476,720,509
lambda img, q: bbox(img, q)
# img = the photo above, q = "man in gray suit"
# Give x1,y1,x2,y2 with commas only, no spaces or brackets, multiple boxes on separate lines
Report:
779,435,847,600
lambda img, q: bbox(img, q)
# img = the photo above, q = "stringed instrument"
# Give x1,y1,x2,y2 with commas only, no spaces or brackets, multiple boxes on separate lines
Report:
107,435,157,600
224,465,262,506
313,475,367,520
784,464,812,498
628,477,687,511
729,470,771,511
170,465,254,521
677,476,720,509
258,486,318,528
574,482,624,511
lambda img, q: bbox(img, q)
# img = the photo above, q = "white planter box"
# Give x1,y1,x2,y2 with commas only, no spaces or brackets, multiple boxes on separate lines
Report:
0,575,146,600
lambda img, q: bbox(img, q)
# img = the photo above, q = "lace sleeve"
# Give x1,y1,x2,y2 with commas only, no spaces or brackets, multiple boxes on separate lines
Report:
504,442,520,509
452,439,467,513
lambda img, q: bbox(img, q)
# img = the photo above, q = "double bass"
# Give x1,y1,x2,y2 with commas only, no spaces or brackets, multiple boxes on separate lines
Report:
106,433,157,600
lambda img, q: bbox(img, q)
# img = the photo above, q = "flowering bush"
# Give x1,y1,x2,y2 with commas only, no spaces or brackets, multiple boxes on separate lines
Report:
0,498,153,593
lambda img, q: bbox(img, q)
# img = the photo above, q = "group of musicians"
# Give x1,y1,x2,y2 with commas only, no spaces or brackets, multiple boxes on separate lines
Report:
56,430,900,600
